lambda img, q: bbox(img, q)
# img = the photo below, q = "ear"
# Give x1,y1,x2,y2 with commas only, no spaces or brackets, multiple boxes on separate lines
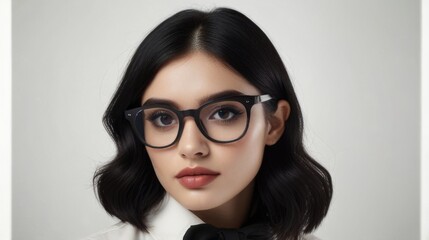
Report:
265,100,291,146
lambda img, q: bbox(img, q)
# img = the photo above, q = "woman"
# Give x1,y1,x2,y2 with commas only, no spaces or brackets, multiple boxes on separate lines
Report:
86,7,332,240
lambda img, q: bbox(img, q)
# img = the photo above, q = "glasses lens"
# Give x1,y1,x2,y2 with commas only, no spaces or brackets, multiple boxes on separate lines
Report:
142,107,179,147
200,100,248,142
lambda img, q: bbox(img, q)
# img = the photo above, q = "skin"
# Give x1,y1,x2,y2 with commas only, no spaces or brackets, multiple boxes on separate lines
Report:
141,51,290,228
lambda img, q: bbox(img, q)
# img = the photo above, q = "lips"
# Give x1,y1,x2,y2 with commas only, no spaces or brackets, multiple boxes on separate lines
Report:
175,167,220,189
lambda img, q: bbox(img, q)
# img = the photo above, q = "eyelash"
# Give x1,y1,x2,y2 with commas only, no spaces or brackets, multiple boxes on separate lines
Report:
146,111,177,128
147,111,170,120
209,107,244,122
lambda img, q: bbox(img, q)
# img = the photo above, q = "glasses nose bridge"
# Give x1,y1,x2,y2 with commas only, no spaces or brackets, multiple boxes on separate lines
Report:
179,108,207,134
178,108,206,139
180,109,199,120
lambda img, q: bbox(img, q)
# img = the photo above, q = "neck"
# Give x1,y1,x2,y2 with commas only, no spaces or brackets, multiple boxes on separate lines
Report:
191,181,255,229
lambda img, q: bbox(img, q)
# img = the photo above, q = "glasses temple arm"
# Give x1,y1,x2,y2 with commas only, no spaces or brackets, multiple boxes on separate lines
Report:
257,94,273,103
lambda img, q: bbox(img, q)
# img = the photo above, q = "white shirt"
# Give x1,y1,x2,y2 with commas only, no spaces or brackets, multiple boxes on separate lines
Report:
82,195,320,240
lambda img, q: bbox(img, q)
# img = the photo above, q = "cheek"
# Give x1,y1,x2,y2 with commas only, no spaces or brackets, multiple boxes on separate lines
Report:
238,109,268,160
214,114,268,180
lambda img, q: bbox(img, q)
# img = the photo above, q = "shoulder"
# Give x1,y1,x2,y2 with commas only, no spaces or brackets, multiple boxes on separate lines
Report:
80,222,151,240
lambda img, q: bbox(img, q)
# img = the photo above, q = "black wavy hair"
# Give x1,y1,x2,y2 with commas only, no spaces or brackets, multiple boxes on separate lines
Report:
94,7,332,240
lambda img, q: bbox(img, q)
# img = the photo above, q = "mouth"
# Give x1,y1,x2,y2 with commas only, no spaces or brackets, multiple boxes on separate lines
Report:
175,167,220,189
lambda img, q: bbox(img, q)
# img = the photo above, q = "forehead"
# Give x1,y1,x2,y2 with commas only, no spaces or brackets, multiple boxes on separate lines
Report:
141,51,260,108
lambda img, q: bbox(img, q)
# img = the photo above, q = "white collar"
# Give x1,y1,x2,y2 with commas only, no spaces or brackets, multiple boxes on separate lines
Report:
146,195,204,240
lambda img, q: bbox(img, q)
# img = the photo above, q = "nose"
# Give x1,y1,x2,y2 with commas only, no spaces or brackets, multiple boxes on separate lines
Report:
177,117,209,160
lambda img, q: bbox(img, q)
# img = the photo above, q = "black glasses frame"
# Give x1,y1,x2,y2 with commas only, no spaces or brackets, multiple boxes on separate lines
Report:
124,94,273,149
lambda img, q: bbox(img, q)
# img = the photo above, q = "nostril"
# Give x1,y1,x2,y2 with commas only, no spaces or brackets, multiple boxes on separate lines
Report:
181,151,204,159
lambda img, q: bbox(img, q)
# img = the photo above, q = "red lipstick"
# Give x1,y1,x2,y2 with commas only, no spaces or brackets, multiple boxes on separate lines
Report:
175,167,220,189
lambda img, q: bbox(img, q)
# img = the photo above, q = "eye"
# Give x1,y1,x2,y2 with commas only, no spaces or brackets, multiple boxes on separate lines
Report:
148,111,177,127
209,107,242,121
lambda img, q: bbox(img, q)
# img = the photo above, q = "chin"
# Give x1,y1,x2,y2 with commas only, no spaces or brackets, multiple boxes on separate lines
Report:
173,192,226,211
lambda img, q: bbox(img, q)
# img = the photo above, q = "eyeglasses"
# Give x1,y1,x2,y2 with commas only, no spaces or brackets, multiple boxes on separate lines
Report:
124,94,273,148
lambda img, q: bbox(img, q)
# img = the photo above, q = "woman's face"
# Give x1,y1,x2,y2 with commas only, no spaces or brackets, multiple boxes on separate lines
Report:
142,51,270,211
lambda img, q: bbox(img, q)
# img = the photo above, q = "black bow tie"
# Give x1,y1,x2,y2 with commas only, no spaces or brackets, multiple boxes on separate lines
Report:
183,223,270,240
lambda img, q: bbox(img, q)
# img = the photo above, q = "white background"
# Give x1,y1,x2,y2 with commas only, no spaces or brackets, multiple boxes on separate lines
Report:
1,0,425,239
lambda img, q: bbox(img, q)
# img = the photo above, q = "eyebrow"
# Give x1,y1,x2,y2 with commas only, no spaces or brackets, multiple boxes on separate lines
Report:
142,90,245,108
